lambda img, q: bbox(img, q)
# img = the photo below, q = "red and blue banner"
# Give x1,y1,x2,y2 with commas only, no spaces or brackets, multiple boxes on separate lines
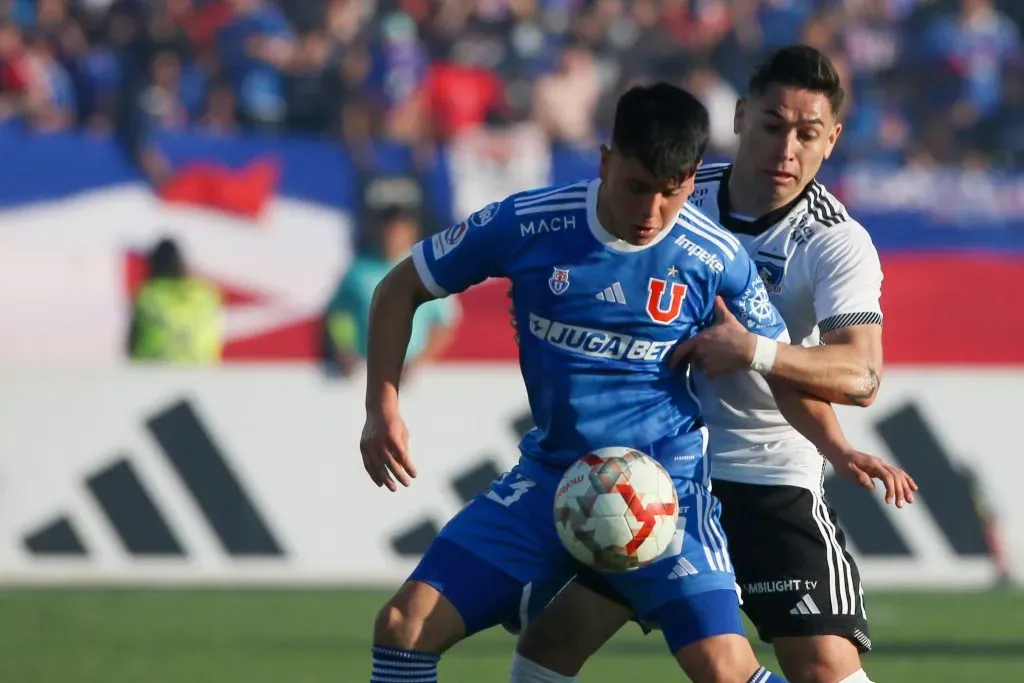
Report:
1,125,1021,366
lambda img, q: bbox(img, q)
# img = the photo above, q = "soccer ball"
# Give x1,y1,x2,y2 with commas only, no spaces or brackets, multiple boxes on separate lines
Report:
554,447,679,572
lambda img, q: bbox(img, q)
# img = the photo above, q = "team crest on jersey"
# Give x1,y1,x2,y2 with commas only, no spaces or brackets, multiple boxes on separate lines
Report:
548,267,571,295
756,261,785,294
737,278,776,326
470,202,500,227
646,277,688,324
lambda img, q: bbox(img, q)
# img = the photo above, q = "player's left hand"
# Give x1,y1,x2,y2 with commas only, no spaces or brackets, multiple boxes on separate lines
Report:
669,297,756,378
827,449,918,508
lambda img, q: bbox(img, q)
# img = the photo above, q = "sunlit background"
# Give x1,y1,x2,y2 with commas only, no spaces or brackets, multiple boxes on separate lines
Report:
0,1,1022,681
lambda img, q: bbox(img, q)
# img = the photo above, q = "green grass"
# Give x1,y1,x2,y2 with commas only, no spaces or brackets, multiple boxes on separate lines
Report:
1,589,1022,682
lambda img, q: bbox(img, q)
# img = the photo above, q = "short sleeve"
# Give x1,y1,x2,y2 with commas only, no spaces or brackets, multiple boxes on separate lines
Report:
719,251,789,342
805,223,883,335
411,199,517,298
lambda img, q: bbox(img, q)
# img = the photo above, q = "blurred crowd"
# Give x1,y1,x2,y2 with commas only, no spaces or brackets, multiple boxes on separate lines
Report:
1,0,1023,167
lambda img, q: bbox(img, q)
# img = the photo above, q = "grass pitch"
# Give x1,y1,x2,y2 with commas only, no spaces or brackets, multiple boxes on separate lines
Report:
1,589,1022,682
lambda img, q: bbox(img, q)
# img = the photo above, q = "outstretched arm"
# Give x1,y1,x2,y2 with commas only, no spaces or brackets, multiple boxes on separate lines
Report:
767,378,916,507
672,304,883,406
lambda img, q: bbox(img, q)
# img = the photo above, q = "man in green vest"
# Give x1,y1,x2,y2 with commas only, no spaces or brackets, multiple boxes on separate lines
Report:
128,238,224,364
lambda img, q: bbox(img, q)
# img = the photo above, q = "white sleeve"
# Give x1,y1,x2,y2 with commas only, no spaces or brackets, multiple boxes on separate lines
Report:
804,222,883,335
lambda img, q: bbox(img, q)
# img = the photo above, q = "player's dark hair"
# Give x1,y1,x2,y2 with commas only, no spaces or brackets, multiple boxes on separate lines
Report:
611,82,710,182
748,45,845,117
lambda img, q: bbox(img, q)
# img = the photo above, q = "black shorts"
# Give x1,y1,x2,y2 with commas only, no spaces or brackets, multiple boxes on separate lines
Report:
575,479,872,652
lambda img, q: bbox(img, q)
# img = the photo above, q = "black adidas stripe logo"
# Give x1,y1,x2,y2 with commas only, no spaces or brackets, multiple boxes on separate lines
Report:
24,400,284,559
825,403,988,558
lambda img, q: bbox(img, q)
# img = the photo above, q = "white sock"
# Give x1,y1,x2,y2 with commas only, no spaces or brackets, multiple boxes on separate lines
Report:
838,670,874,683
509,652,579,683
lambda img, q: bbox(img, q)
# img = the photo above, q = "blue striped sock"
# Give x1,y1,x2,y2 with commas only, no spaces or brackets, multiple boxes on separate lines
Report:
370,645,439,682
748,666,788,683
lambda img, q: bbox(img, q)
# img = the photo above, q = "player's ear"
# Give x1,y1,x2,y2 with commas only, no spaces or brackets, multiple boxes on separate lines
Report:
733,99,746,135
599,144,610,182
823,122,843,160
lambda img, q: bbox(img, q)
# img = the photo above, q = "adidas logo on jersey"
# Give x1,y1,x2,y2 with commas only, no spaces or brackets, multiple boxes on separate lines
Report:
790,594,821,615
668,555,699,579
595,282,627,304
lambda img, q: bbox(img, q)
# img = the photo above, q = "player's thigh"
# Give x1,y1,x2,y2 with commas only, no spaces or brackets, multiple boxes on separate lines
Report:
516,578,632,676
603,484,745,654
713,479,872,653
407,464,576,638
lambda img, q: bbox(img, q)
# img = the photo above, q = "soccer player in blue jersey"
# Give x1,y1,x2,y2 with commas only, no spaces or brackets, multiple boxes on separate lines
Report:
509,47,916,683
359,83,855,683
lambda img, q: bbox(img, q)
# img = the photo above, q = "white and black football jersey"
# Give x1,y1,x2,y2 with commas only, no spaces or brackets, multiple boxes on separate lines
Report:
689,163,884,491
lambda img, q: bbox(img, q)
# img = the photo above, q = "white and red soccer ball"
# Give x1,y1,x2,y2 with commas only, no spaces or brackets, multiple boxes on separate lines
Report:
554,447,679,572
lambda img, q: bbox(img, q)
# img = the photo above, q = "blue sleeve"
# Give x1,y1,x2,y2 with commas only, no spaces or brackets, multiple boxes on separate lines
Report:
411,199,517,297
719,252,789,341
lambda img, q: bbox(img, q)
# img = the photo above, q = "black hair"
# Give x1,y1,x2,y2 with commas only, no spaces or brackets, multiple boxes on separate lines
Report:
748,45,845,117
611,82,710,182
376,205,419,231
148,238,186,278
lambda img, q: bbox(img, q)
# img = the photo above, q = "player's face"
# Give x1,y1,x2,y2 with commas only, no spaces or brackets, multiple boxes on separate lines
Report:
380,218,420,260
732,85,842,210
598,146,694,246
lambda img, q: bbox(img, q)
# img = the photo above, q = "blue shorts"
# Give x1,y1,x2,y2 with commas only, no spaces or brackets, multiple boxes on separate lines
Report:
408,434,743,652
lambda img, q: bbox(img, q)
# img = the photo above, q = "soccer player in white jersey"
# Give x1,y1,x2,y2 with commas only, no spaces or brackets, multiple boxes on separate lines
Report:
509,46,916,683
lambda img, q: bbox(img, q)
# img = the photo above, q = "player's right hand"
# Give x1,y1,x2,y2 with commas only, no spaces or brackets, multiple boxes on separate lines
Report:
360,409,416,492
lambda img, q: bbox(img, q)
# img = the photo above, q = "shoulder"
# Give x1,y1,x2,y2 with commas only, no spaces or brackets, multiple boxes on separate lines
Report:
669,202,742,275
458,180,590,234
191,278,222,304
504,180,590,220
791,181,874,251
695,162,731,186
689,163,730,211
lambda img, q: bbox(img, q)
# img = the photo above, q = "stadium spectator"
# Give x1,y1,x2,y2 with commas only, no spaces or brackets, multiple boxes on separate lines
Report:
1,0,1024,173
324,207,459,380
127,237,225,365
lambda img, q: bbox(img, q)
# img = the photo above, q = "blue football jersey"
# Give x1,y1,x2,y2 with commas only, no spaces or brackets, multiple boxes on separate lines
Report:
411,179,788,483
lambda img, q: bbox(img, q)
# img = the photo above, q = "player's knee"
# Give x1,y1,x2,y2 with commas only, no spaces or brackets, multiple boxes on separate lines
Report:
372,582,465,653
773,636,863,683
516,616,581,673
373,601,422,649
675,634,761,683
779,660,860,683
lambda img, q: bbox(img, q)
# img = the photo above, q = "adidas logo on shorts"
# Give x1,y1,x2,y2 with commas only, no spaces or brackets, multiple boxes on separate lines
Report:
790,594,821,615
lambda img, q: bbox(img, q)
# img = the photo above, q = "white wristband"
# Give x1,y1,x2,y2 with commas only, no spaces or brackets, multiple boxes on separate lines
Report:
750,336,778,375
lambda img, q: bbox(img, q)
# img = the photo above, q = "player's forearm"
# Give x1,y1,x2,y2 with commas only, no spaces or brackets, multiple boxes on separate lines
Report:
766,378,852,461
364,270,420,414
768,342,880,407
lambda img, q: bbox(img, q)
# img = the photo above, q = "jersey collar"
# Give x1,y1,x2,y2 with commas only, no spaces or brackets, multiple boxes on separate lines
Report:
716,165,814,236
